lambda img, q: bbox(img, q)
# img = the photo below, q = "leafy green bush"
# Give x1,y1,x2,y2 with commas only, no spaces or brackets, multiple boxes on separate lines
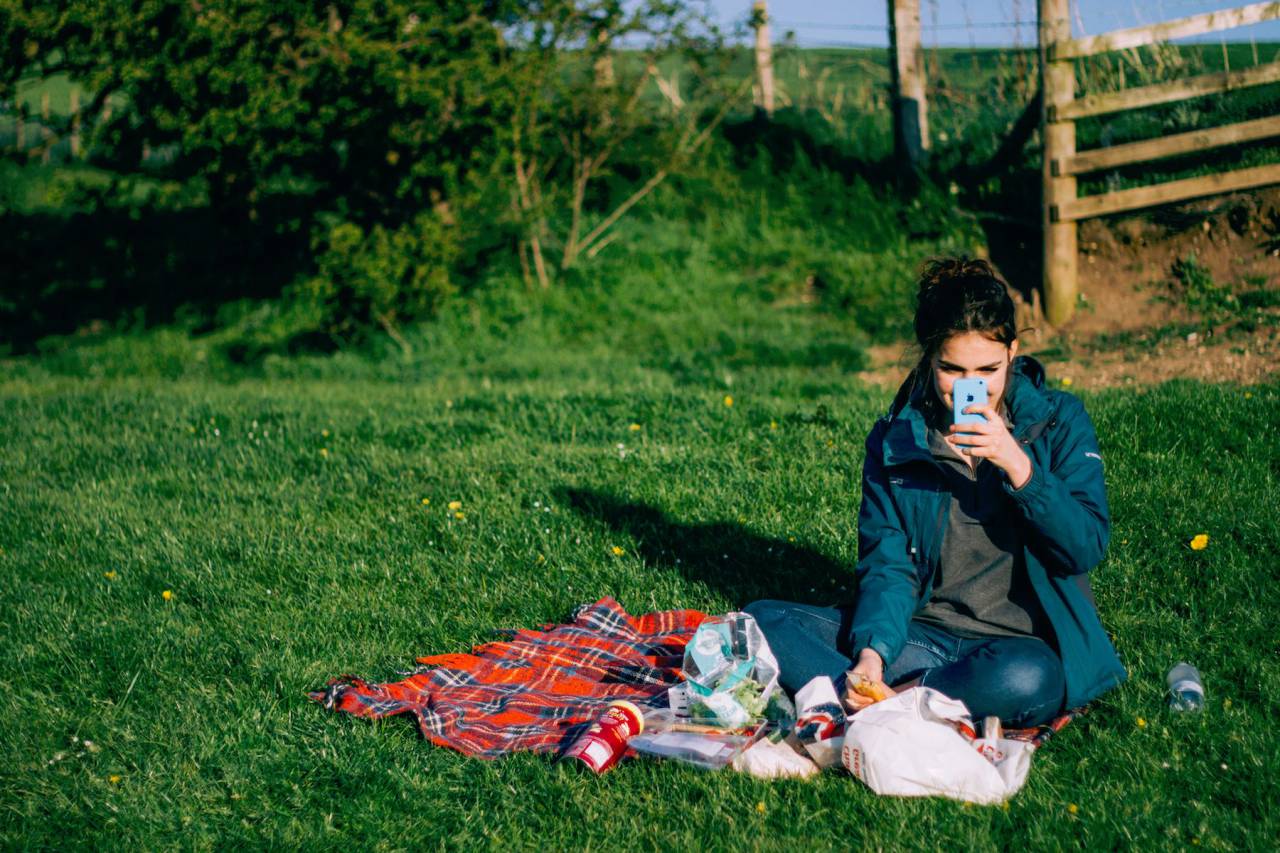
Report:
4,4,993,354
1,0,733,340
295,211,460,341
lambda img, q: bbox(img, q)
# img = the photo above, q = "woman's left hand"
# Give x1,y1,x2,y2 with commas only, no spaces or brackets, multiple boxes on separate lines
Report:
947,403,1033,488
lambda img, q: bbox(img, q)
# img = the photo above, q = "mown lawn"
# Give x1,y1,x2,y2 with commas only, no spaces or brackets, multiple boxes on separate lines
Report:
2,344,1278,849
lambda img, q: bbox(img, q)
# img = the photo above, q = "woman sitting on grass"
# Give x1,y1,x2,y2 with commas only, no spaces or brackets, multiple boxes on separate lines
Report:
746,257,1125,727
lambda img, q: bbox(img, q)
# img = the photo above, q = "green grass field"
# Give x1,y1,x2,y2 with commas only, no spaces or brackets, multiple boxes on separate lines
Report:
3,280,1279,848
3,33,1279,848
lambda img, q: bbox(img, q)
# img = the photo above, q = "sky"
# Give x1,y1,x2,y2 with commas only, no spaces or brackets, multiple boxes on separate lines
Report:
704,1,1280,48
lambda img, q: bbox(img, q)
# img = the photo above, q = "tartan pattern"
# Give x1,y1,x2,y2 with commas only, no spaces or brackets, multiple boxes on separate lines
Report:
310,596,1079,760
1004,705,1086,749
309,597,707,759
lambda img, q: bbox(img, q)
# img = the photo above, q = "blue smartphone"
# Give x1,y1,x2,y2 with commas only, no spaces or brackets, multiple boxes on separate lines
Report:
952,377,989,426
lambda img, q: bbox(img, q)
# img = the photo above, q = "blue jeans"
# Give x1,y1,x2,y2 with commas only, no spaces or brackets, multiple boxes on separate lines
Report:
743,599,1066,727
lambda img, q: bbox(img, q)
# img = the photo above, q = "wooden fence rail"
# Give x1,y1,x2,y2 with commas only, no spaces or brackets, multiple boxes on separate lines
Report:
1057,115,1280,175
1051,2,1280,61
1054,61,1280,121
1055,163,1280,221
1039,0,1280,325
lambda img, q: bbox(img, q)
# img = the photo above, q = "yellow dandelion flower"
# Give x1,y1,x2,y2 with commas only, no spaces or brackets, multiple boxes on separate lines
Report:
788,536,796,543
535,554,545,564
421,498,430,505
1189,534,1209,551
454,512,465,520
755,801,766,814
1136,717,1147,728
448,500,462,511
319,448,329,458
1061,377,1074,387
1067,803,1079,815
611,546,625,556
1223,698,1232,710
723,395,734,407
1245,391,1253,399
629,423,642,432
162,589,173,601
104,571,118,581
321,429,330,438
770,420,778,431
108,774,122,784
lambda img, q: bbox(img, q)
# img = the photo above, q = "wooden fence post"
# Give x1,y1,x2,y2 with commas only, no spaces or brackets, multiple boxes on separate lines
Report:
1040,0,1077,326
70,88,81,158
751,0,774,116
593,27,614,89
888,0,929,170
40,91,51,164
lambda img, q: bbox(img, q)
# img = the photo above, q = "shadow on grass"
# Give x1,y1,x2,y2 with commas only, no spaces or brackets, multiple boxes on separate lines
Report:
555,486,855,607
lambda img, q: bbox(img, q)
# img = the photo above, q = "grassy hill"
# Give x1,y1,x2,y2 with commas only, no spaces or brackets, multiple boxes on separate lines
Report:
3,41,1279,848
3,255,1279,847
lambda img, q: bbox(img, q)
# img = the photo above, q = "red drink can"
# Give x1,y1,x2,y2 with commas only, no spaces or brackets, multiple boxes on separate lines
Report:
563,700,645,773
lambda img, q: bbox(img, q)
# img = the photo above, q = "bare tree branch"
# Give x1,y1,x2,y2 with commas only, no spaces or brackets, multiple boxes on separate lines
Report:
575,75,751,258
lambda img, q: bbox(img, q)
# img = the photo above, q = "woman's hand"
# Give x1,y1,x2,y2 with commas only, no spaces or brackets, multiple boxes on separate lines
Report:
843,648,894,712
947,402,1032,488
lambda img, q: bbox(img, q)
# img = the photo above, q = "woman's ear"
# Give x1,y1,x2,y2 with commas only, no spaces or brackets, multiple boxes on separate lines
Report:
1008,339,1020,360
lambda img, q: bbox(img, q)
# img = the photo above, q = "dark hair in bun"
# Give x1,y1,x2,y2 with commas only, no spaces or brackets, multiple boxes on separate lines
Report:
906,257,1019,419
914,257,1017,351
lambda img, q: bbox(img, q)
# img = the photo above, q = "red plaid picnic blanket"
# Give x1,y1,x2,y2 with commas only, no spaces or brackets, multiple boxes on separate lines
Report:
1006,706,1086,748
310,596,1079,759
309,597,707,759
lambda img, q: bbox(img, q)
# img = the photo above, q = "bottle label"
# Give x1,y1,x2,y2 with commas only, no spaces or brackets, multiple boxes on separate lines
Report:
1170,679,1204,696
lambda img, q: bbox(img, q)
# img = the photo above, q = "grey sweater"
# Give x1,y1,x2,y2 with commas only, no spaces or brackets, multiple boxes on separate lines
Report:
914,411,1053,640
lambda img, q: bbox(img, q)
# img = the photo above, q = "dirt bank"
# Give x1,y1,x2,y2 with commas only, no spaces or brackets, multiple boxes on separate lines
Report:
857,188,1280,390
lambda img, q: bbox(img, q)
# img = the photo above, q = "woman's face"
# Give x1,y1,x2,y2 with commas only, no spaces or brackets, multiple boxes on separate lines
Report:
931,331,1019,416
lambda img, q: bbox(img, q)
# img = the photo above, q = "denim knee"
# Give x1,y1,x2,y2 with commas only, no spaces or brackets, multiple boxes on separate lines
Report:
991,643,1066,726
742,599,788,627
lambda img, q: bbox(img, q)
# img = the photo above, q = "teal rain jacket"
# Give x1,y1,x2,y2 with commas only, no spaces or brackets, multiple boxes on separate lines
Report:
848,355,1126,710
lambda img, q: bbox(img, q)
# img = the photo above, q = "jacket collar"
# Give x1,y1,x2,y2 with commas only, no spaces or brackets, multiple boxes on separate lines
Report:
880,355,1055,468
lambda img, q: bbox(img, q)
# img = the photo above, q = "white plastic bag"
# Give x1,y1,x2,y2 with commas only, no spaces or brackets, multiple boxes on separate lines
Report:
793,675,846,770
841,687,1034,804
731,736,820,779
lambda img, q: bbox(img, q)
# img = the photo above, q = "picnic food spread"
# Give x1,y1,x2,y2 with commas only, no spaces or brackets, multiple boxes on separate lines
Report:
311,598,1081,799
625,613,788,770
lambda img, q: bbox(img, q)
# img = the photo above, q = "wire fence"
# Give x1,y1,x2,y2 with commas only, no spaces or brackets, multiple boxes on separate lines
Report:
770,0,1280,47
4,3,1279,167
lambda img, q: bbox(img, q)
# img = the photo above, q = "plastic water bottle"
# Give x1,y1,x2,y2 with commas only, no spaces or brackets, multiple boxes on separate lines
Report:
1166,662,1205,712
